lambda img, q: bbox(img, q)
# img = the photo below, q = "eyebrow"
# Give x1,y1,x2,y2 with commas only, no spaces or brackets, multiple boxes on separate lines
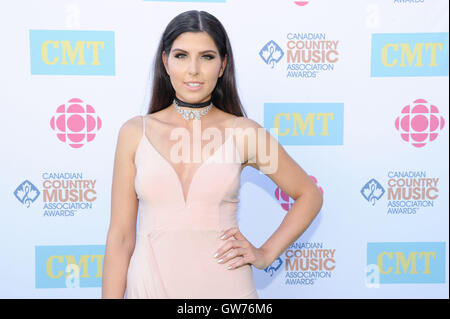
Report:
171,48,218,55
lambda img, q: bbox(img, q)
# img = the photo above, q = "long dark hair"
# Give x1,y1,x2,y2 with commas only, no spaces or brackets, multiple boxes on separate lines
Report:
147,10,247,117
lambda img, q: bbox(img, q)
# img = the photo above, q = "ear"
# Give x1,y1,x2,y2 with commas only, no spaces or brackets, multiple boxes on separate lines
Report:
162,51,170,75
219,54,227,78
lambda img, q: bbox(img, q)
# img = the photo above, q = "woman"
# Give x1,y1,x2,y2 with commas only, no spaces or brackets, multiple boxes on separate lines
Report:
102,10,323,299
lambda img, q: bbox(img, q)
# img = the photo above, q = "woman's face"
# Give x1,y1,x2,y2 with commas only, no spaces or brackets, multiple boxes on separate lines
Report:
162,31,227,104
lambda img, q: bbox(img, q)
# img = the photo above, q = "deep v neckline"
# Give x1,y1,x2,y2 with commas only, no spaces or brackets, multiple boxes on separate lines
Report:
140,117,237,207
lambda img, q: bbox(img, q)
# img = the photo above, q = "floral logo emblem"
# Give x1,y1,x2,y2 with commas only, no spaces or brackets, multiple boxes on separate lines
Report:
361,179,385,206
264,257,283,276
14,180,40,208
259,40,284,68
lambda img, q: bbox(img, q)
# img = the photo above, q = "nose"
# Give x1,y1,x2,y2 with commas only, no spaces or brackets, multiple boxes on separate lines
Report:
188,57,199,76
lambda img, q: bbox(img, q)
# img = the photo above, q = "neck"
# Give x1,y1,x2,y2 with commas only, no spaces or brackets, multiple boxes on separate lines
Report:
174,96,212,108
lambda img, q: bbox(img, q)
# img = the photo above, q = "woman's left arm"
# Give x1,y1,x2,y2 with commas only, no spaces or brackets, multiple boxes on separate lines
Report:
215,119,323,270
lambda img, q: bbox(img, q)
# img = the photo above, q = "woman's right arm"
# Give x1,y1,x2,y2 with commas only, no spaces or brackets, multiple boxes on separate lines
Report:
102,116,142,299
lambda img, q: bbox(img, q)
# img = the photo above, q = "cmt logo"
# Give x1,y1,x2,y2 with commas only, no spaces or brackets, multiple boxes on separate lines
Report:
371,32,449,77
366,242,445,284
35,245,105,288
259,40,284,68
29,30,115,75
14,180,40,208
264,103,344,145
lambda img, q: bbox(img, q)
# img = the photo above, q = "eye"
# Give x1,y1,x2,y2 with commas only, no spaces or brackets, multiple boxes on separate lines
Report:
203,55,215,60
174,53,186,59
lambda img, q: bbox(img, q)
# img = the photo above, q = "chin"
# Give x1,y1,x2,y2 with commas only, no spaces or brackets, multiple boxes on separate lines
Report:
178,93,211,103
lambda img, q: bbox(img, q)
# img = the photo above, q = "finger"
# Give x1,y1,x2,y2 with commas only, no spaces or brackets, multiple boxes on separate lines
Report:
219,227,235,240
215,240,244,260
220,227,245,241
217,247,245,264
226,227,246,241
227,256,249,270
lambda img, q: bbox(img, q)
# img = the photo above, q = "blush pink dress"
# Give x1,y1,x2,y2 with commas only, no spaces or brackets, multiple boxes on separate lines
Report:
125,116,259,299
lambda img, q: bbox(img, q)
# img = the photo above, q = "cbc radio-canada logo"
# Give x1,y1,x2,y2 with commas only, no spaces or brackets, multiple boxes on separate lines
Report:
50,98,102,148
395,99,445,148
275,175,323,211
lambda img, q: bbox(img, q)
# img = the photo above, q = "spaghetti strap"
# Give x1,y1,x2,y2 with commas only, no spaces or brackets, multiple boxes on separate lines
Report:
232,116,239,131
141,116,146,137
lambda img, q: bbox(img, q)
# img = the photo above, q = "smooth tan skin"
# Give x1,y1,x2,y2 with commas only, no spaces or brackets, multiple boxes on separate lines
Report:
102,31,323,298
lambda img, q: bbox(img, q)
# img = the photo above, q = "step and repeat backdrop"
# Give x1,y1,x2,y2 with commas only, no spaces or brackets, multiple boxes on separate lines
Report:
0,0,448,299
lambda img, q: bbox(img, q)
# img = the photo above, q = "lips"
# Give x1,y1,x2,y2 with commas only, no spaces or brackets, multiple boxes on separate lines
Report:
184,82,204,90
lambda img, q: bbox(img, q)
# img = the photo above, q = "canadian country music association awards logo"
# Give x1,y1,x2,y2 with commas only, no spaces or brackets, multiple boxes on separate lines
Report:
275,175,323,211
361,179,385,206
395,99,445,148
14,180,40,207
393,0,426,6
264,257,283,277
361,171,439,214
42,172,97,217
13,173,98,217
259,40,284,69
264,241,336,286
50,98,102,148
260,33,340,78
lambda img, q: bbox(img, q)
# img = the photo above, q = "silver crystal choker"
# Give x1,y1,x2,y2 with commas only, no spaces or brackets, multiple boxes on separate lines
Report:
173,98,213,120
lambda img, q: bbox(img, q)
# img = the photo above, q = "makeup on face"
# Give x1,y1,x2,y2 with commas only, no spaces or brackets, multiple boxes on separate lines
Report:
165,32,225,103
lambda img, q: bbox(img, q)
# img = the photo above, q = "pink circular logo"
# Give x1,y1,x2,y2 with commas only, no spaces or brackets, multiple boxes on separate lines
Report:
274,187,294,211
395,99,445,148
50,98,102,149
275,175,323,211
309,175,324,195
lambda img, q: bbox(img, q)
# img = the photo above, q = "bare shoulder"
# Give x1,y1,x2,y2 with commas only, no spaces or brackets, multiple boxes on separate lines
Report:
234,116,264,133
116,115,144,158
233,116,268,167
120,115,143,134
